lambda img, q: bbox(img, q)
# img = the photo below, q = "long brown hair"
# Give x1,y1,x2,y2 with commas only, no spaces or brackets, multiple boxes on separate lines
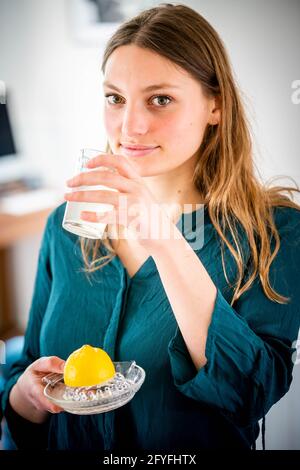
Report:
80,3,300,304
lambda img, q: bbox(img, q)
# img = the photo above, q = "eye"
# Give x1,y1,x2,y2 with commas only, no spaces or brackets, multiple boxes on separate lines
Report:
150,95,172,107
105,94,125,105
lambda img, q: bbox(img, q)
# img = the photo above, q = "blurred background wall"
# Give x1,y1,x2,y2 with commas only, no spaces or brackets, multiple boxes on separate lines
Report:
0,0,299,449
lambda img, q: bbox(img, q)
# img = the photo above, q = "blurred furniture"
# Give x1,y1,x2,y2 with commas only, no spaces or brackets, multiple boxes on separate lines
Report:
0,206,55,339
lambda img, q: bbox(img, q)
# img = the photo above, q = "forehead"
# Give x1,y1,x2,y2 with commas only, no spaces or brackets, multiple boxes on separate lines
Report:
103,44,195,89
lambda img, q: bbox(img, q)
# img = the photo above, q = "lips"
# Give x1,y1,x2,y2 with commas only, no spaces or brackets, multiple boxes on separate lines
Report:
120,144,159,157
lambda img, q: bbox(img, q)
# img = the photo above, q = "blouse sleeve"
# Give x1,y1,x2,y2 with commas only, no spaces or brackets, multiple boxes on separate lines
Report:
1,211,55,449
168,207,300,427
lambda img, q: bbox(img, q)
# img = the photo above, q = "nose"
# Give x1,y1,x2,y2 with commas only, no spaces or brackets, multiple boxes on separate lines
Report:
121,103,150,137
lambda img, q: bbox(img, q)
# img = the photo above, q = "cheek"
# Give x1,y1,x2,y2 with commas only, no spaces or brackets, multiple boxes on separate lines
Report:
162,112,205,151
180,108,208,147
158,114,185,141
103,109,119,138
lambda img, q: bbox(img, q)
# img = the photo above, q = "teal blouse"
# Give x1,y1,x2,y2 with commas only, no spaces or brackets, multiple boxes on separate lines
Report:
1,203,300,450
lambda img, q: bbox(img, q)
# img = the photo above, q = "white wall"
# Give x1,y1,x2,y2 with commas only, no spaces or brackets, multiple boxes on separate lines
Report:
0,0,299,450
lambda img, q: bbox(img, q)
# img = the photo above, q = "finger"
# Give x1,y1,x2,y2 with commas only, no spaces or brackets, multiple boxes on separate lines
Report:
32,356,65,374
86,154,140,180
38,397,63,413
37,397,64,414
47,405,64,414
66,170,133,193
80,210,118,225
31,383,64,413
64,189,121,205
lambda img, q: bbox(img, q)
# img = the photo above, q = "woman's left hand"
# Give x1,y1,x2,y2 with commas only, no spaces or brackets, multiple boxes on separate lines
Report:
64,153,176,251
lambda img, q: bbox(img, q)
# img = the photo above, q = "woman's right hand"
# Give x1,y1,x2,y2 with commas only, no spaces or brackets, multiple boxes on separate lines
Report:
9,356,65,424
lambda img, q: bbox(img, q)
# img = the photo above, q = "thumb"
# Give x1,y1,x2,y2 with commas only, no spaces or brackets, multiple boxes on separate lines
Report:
33,356,66,374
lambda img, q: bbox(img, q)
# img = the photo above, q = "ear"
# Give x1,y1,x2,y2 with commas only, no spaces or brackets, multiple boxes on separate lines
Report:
208,95,221,126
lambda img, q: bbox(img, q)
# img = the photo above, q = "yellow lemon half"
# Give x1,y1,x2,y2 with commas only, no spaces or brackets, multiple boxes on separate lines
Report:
63,345,115,387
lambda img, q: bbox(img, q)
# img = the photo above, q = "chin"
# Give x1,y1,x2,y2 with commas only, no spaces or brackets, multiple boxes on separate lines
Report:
133,161,172,178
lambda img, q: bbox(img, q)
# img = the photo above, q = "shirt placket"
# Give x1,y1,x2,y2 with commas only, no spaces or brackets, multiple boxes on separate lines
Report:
101,266,130,450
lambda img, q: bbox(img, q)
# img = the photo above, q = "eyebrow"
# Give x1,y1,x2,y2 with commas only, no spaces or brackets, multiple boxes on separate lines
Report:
103,81,181,92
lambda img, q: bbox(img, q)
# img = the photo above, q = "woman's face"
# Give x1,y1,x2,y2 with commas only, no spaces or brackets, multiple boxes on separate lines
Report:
103,45,219,177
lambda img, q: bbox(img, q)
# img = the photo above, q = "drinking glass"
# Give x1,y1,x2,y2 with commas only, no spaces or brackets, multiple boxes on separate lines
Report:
62,148,117,239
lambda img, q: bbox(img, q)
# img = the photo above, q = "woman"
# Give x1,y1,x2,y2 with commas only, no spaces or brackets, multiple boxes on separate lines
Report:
1,4,300,451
